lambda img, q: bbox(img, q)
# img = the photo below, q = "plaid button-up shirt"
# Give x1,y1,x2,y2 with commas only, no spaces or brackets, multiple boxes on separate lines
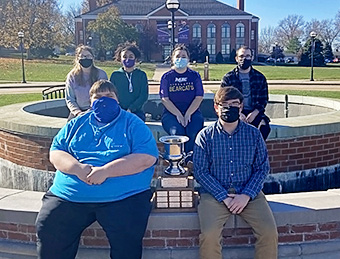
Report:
221,67,269,113
193,120,269,202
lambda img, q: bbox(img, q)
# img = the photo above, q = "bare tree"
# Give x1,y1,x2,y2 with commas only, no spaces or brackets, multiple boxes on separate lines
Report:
335,10,340,49
259,26,276,54
0,0,63,57
81,0,112,13
305,18,340,47
275,15,305,48
60,4,83,48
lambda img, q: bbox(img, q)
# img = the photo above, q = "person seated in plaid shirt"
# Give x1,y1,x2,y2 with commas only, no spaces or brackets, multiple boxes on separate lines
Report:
221,46,271,140
193,86,278,259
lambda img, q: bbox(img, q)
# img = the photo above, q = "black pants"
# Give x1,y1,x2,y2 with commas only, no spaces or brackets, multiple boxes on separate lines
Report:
243,110,271,140
35,190,152,259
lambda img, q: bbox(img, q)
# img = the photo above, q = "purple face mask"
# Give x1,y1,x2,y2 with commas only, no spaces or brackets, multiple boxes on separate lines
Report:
122,58,135,68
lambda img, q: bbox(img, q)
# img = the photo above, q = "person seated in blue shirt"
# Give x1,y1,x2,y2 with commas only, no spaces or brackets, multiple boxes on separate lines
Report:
35,79,159,259
193,86,278,259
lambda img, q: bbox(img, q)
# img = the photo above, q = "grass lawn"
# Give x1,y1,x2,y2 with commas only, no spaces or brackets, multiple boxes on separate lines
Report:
1,57,339,83
0,93,41,107
0,56,156,83
193,63,340,81
269,90,340,99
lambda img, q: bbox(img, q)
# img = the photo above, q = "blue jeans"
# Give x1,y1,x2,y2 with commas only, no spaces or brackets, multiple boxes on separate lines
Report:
36,190,152,259
162,110,204,154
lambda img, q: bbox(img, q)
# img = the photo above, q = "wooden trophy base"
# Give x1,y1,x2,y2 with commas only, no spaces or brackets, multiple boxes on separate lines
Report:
153,171,198,212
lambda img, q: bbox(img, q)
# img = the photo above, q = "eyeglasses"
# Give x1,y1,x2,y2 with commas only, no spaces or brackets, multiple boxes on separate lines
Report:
218,101,241,109
79,55,93,59
238,55,252,59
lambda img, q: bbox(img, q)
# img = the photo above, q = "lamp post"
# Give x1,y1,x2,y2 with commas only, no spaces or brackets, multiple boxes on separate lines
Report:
310,31,317,81
274,42,278,66
166,0,180,55
87,36,92,47
18,32,26,83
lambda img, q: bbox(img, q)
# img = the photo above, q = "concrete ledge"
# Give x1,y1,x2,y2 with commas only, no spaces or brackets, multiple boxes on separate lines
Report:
0,187,340,258
0,240,339,259
1,188,339,227
1,95,340,140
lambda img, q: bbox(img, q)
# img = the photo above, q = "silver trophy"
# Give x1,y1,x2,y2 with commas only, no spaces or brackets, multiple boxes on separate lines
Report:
155,135,197,211
159,135,189,175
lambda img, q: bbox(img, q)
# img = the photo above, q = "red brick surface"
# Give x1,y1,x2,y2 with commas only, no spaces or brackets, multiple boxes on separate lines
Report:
0,130,54,171
0,221,340,248
2,129,340,174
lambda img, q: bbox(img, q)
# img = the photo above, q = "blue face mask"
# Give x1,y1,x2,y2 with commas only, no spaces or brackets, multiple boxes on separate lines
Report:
92,96,120,123
174,58,189,69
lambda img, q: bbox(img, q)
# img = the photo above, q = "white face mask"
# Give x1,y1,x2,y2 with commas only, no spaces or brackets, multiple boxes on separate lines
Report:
174,58,189,69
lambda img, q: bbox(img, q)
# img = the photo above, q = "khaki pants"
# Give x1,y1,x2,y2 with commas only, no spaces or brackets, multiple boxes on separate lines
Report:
198,192,278,259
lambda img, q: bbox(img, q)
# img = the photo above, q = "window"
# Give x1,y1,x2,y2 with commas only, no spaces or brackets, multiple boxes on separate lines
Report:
163,45,171,59
251,30,255,40
79,30,84,41
221,44,230,55
135,23,144,33
207,23,216,38
207,44,216,55
221,23,230,38
236,23,245,38
236,44,242,50
193,23,201,38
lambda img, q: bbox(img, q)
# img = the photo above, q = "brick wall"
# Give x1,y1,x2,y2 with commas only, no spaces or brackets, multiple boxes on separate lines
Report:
267,133,340,173
1,129,340,175
0,130,53,171
1,221,339,249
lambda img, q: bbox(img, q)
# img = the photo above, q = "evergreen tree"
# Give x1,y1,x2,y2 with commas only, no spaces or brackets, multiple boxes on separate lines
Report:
299,38,324,66
286,37,301,54
138,25,158,62
87,7,138,54
323,42,334,61
215,52,224,64
187,42,205,63
229,49,236,63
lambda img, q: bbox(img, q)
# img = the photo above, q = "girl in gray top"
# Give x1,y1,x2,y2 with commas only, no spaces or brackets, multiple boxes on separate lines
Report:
65,45,108,120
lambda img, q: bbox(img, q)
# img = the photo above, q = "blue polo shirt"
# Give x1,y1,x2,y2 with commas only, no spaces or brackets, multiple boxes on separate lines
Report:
49,110,158,203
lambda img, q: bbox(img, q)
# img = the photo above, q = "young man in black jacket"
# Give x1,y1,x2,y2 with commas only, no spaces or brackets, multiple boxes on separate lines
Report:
221,46,271,140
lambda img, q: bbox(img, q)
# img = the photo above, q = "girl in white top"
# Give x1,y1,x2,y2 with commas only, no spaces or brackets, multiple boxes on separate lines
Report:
65,45,108,120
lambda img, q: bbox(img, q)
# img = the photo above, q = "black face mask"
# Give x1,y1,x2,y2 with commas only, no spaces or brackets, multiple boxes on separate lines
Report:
221,106,240,123
79,58,93,68
238,59,252,70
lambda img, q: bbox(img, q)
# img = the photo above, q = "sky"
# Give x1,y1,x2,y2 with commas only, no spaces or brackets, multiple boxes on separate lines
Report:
59,0,340,30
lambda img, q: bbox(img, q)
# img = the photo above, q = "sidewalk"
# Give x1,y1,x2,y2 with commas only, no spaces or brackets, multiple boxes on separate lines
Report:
151,63,171,81
0,82,64,94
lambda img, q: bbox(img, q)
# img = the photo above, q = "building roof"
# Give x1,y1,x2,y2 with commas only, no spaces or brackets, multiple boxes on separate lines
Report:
81,0,256,17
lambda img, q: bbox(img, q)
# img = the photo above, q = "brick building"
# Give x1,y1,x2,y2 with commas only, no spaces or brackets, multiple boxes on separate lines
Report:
75,0,259,61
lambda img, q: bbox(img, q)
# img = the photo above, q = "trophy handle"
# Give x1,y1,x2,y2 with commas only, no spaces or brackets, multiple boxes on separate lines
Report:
159,152,169,163
182,151,193,163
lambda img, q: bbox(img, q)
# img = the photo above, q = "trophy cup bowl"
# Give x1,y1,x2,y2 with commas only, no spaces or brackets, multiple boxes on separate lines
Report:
155,135,197,211
159,135,189,176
